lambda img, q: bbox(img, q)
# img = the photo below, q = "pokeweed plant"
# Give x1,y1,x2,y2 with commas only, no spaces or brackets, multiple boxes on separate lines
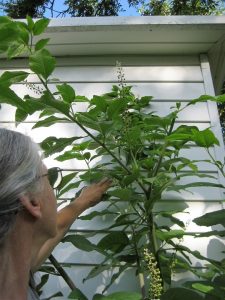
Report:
0,16,225,300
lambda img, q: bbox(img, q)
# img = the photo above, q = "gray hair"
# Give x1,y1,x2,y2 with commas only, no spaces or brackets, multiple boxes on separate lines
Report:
0,128,43,244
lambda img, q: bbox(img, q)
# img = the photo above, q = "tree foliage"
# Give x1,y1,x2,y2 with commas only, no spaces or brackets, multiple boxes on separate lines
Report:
0,0,224,18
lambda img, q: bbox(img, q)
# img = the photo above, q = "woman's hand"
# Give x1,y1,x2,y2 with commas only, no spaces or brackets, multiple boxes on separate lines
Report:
76,178,112,210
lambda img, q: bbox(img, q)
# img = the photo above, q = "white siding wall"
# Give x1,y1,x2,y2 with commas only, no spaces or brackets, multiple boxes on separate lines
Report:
0,55,224,299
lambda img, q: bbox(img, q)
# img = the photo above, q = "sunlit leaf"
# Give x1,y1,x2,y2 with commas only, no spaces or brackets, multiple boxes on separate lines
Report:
35,38,50,51
29,49,56,80
33,18,50,36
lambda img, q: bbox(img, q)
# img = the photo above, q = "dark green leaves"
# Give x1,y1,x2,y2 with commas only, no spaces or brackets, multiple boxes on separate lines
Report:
0,71,29,86
56,83,75,103
62,234,96,252
40,136,82,157
97,232,129,253
32,116,69,129
29,49,56,80
68,288,88,300
161,288,204,300
193,209,225,227
0,86,24,108
108,188,133,201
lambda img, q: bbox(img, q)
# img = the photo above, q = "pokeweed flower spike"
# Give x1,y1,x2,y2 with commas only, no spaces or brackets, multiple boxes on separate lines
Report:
143,248,163,300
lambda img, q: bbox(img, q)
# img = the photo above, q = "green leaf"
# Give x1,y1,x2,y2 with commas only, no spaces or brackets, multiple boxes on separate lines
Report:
156,229,185,241
38,91,70,116
102,265,129,293
97,232,129,253
68,288,88,300
57,181,81,197
0,16,12,25
192,282,217,293
7,43,26,59
84,265,110,282
0,22,18,46
36,274,49,293
108,188,133,201
0,86,24,108
62,234,96,252
15,107,28,123
159,211,185,228
32,116,69,129
33,18,50,36
26,15,34,31
56,150,85,161
195,230,225,237
193,209,225,227
15,21,30,45
56,83,75,103
161,287,204,300
185,280,225,299
167,181,224,192
0,71,29,86
29,49,56,80
90,95,108,112
79,210,117,220
138,96,153,108
187,95,217,106
76,113,100,131
107,98,127,119
35,38,50,51
40,136,81,157
192,128,220,147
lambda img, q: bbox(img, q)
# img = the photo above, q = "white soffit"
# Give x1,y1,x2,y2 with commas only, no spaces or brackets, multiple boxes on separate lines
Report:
39,16,225,56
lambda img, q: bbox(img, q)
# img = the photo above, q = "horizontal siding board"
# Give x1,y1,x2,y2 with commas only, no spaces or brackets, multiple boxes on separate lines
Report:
45,43,213,56
0,66,203,82
0,55,200,68
41,29,222,45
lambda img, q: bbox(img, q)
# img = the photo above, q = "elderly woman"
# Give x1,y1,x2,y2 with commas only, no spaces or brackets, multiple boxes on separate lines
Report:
0,128,111,300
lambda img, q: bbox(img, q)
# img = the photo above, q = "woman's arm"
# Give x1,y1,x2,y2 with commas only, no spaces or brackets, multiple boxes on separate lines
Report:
32,178,112,271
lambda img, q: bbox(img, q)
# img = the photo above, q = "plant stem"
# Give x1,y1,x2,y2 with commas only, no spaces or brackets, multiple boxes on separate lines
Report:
49,254,76,291
132,226,146,300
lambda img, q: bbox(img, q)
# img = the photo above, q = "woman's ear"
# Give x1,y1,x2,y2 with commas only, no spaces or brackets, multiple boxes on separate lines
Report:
19,194,42,219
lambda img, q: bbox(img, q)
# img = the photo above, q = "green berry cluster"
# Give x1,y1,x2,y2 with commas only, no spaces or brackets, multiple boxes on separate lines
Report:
143,248,163,300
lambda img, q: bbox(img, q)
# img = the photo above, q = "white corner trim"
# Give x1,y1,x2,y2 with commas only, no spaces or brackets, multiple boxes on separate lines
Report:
200,54,225,199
